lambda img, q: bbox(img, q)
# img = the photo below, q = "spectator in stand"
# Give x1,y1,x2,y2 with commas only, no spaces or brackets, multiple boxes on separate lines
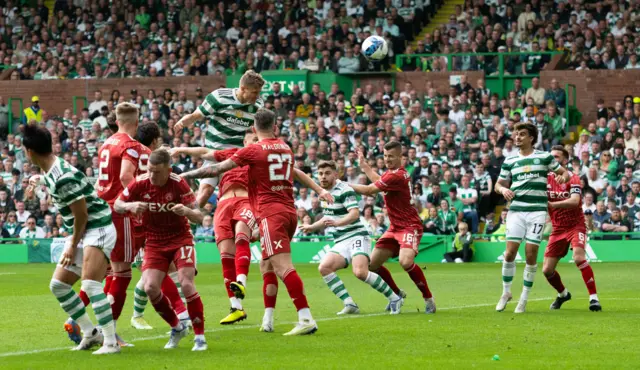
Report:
18,215,45,239
442,221,474,263
195,215,214,240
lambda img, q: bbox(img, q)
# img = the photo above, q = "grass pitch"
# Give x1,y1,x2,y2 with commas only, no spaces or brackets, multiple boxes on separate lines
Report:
0,263,639,369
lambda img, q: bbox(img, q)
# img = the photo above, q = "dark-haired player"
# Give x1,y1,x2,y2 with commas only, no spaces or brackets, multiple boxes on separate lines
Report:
23,124,120,354
495,123,570,313
350,141,436,314
115,149,207,351
181,108,333,335
129,121,191,330
544,145,601,311
170,131,259,325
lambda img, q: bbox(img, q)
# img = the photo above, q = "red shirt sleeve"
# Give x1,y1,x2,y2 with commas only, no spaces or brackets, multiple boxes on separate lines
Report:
374,171,403,192
231,145,257,167
214,148,238,162
178,178,196,205
121,143,142,165
120,179,142,202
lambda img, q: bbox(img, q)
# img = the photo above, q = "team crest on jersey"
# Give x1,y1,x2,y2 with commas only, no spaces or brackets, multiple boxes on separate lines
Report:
165,193,173,201
248,106,255,113
235,110,244,118
533,159,540,164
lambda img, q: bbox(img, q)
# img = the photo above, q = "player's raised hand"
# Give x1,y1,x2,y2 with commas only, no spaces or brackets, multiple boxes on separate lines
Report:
168,147,181,157
319,189,334,204
357,148,368,166
171,203,187,216
298,224,315,234
555,172,568,184
129,202,148,215
501,188,515,202
173,119,185,133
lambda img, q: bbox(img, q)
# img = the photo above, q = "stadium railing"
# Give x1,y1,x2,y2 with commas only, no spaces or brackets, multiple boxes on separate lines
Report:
394,51,563,98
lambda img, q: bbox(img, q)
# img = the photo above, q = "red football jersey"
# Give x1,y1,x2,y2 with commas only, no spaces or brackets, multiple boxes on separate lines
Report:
374,168,422,230
231,138,296,219
97,132,150,205
214,148,249,195
547,172,585,230
120,172,196,249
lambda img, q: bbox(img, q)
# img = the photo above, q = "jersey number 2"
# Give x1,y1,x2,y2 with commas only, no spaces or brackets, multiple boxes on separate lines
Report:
98,150,110,181
268,154,292,181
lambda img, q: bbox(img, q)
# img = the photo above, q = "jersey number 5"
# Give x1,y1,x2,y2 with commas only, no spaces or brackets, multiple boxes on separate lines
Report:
268,154,292,181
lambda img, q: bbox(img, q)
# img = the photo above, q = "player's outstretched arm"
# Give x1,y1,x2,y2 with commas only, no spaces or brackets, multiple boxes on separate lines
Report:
350,183,381,196
357,149,381,182
299,219,326,233
181,158,238,179
293,169,334,203
553,165,570,184
114,198,148,215
324,208,359,228
173,110,204,133
169,146,214,160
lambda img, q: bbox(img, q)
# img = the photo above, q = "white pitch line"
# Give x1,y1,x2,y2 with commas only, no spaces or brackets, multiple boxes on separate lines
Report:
0,272,16,276
1,296,637,358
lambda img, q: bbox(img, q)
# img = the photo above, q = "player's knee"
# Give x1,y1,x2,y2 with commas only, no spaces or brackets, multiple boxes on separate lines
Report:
49,279,66,294
318,263,334,276
352,266,369,281
542,265,555,277
179,280,195,297
398,256,414,270
265,284,277,296
144,281,161,298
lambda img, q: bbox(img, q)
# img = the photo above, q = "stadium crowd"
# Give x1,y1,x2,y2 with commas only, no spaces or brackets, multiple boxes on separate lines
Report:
2,0,435,80
0,0,639,242
2,74,640,241
398,0,640,72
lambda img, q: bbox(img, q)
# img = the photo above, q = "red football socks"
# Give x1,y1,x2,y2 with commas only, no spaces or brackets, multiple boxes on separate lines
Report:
405,263,433,299
103,274,113,295
186,293,205,335
221,252,236,298
262,271,278,309
576,260,597,295
161,274,187,315
282,268,309,311
150,292,179,327
546,270,566,294
109,269,132,321
235,234,251,279
375,266,401,295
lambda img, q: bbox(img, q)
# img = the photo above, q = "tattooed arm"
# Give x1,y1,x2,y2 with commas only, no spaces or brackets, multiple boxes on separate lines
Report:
180,158,238,179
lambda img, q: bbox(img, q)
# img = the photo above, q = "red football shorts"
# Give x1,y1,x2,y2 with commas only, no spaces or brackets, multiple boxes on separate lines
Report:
259,212,297,260
214,197,256,243
375,227,422,257
545,226,587,258
142,244,197,272
110,212,143,263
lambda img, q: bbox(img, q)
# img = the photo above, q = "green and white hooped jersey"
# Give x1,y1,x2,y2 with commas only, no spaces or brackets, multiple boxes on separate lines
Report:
498,150,560,212
197,88,264,150
322,181,370,243
43,157,112,233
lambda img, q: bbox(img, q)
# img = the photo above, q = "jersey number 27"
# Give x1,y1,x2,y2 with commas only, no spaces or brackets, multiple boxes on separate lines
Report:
268,154,292,181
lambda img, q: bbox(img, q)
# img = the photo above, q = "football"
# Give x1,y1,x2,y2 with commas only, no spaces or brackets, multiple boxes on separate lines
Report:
362,35,388,61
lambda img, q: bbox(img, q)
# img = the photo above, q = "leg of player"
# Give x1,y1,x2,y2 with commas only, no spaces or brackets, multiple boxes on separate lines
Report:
543,255,571,310
515,243,540,314
231,221,252,297
369,247,406,311
143,268,187,349
130,274,153,329
196,183,215,209
398,249,436,314
218,238,247,325
167,263,187,304
82,246,120,355
260,259,278,333
161,272,190,326
318,252,358,315
51,267,97,348
352,255,403,314
109,261,133,346
270,253,317,336
178,266,207,351
573,247,601,311
497,241,520,312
